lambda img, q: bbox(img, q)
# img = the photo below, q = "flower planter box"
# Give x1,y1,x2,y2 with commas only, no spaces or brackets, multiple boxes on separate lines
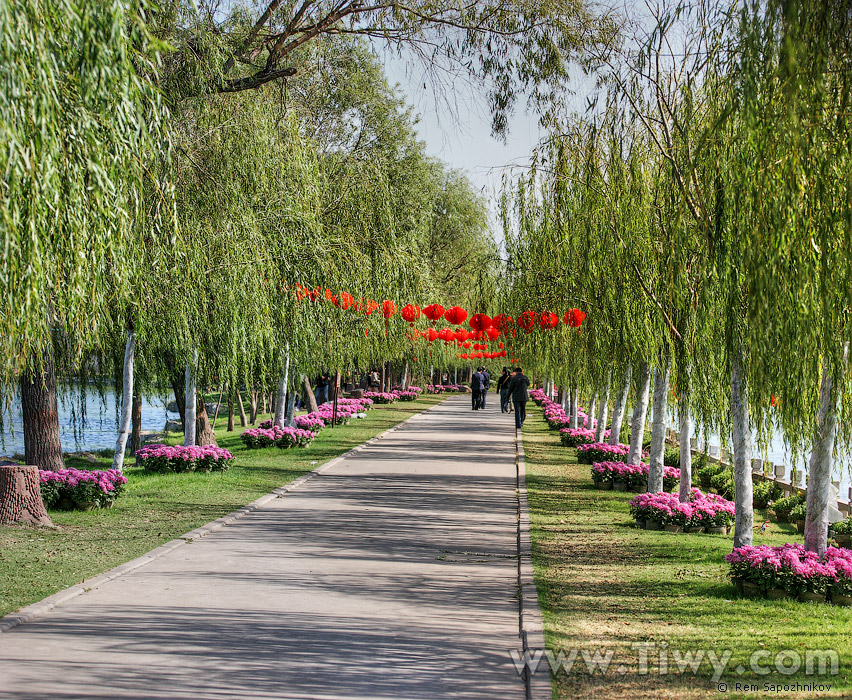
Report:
664,524,682,533
707,525,728,535
796,520,805,533
766,588,795,600
635,518,646,529
740,581,762,597
798,591,826,603
599,482,612,491
683,526,706,534
831,593,852,606
645,520,663,531
613,481,628,492
835,534,852,548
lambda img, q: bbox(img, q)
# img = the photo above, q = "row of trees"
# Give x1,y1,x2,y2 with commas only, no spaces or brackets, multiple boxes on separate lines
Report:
499,0,852,554
6,0,619,471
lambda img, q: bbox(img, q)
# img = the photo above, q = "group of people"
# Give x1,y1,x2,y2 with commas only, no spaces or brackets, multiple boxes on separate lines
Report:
470,366,530,428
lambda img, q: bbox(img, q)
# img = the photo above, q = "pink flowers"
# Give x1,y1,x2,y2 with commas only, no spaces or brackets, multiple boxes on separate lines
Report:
135,444,235,473
39,468,127,509
560,427,611,447
726,543,852,599
592,461,679,490
241,426,315,449
630,488,734,528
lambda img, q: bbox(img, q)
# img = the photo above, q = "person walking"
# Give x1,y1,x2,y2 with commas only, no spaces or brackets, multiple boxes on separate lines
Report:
314,371,331,405
506,367,530,429
480,367,491,409
470,367,484,410
497,367,511,413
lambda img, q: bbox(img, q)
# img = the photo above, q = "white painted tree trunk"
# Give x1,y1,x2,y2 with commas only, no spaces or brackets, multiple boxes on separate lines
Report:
678,385,693,503
804,347,848,554
609,365,632,445
570,387,579,428
561,387,569,412
402,362,409,390
284,367,298,427
731,352,753,548
184,349,198,447
273,344,290,428
647,356,671,493
111,328,136,471
595,373,611,442
585,395,596,429
627,362,651,466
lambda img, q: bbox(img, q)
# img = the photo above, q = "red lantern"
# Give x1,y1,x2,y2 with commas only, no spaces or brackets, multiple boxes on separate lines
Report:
422,304,445,322
339,291,354,310
437,327,453,342
401,303,421,323
365,299,378,315
492,314,514,333
498,342,504,349
427,328,439,342
454,328,470,341
517,311,537,332
382,300,397,318
564,309,586,328
462,342,471,349
540,312,559,330
469,313,492,331
444,306,468,325
487,327,500,341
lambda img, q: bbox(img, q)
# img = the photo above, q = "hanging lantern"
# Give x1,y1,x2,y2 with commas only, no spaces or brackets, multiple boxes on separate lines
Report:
444,306,468,325
401,303,421,324
486,327,500,341
454,328,470,341
564,309,586,328
468,313,492,331
540,312,559,330
492,314,514,334
438,327,453,342
365,299,378,315
422,304,445,322
427,328,439,342
462,342,471,349
517,311,538,332
498,342,504,349
382,300,397,318
339,291,354,310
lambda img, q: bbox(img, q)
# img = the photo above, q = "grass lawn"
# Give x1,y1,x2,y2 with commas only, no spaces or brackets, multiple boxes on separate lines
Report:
523,406,852,700
0,394,446,618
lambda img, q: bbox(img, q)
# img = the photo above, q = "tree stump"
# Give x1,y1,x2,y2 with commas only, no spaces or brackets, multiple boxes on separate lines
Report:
350,389,365,399
0,465,52,526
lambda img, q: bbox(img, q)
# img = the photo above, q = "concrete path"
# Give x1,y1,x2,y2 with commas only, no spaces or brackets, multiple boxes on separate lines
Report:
0,396,528,700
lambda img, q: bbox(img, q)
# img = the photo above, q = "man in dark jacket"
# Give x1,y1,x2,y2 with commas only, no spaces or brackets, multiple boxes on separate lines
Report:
506,367,530,428
470,368,484,410
480,367,491,409
496,367,512,413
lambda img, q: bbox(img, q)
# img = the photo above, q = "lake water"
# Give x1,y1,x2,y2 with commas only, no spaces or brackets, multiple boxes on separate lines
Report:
0,385,174,458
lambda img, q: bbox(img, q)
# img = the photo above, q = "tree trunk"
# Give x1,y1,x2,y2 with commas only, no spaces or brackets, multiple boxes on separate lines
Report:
195,394,218,446
285,374,297,427
595,373,611,442
731,352,754,549
183,350,197,447
402,362,410,390
804,347,848,554
236,388,247,427
211,389,223,428
585,395,597,430
627,362,651,466
678,381,693,503
647,357,671,493
273,344,290,428
0,465,52,526
111,329,136,471
302,374,318,413
169,367,186,430
570,386,579,428
130,392,142,456
249,387,258,424
381,363,387,392
20,350,64,472
608,365,632,446
227,385,235,432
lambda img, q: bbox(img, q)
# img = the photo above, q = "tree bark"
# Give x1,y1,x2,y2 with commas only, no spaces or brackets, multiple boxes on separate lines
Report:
195,393,218,446
285,373,297,427
249,387,258,424
585,395,597,430
112,328,136,471
570,386,579,428
627,362,651,466
0,465,52,526
227,385,235,432
184,350,197,447
130,392,142,455
273,344,290,428
402,362,410,390
595,372,611,442
608,365,632,446
302,374,318,413
647,356,671,493
678,378,693,503
20,349,64,472
731,351,753,548
211,389,223,428
804,347,848,554
236,388,248,427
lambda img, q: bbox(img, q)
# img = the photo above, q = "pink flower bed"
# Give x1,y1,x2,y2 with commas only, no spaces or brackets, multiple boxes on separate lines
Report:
39,468,127,509
135,444,235,473
364,391,397,404
726,543,852,600
241,425,315,449
560,427,611,447
592,461,679,490
629,488,734,529
577,442,630,464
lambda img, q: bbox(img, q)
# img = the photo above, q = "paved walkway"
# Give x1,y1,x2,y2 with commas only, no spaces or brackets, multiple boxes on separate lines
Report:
0,396,527,700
